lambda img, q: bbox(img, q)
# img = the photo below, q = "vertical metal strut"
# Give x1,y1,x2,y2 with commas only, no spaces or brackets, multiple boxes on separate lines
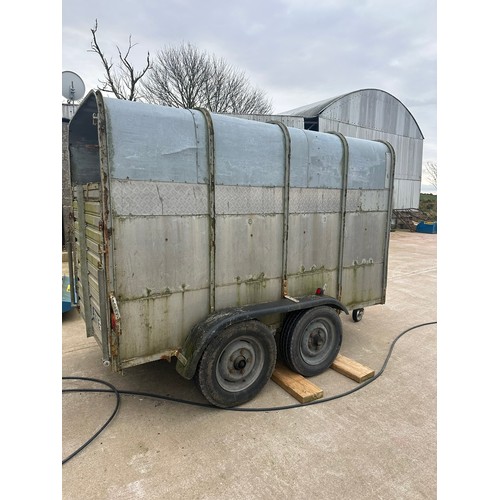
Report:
375,139,396,302
270,121,291,297
197,108,217,313
326,131,349,301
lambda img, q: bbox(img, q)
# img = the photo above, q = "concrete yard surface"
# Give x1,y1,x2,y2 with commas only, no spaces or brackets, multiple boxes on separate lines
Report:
62,231,437,499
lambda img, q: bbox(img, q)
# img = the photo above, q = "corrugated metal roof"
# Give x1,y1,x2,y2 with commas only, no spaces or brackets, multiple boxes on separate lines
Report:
280,88,423,139
280,94,349,117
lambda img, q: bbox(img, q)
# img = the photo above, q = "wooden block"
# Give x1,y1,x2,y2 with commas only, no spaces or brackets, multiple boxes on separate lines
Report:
331,354,375,383
271,362,323,403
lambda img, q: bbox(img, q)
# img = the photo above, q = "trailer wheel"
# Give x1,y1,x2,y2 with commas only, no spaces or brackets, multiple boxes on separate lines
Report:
352,308,364,322
280,306,342,377
195,320,276,408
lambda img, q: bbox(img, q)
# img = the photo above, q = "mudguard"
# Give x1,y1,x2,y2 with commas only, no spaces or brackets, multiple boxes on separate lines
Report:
176,294,348,380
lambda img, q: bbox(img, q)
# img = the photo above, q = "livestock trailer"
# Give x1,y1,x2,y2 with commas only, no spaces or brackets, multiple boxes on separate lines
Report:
68,90,395,407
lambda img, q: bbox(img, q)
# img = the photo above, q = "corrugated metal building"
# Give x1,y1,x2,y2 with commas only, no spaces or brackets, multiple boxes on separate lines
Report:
235,88,424,210
62,102,80,121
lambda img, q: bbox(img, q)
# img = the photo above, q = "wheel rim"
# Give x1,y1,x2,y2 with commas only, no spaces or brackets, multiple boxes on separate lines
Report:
215,337,265,393
354,309,364,321
299,318,336,366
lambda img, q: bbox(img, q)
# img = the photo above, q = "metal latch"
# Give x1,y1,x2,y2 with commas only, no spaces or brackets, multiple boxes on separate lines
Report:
109,294,121,321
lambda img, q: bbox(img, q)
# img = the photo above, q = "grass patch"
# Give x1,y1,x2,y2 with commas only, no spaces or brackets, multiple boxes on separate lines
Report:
420,193,437,221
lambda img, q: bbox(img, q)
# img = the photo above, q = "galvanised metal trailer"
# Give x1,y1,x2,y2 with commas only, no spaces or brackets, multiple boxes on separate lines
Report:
68,90,395,408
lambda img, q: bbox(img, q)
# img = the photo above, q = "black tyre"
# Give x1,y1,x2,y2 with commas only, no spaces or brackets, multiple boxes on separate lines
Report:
196,320,276,408
277,310,303,361
352,308,364,322
280,306,342,377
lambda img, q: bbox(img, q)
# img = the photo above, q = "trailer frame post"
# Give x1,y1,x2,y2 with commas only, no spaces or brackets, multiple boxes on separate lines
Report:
270,121,291,298
196,108,217,314
375,139,397,301
97,268,110,364
326,131,349,301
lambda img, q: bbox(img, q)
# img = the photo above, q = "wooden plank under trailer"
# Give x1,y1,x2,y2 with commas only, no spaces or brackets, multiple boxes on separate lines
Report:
331,354,375,383
272,363,324,403
272,355,375,403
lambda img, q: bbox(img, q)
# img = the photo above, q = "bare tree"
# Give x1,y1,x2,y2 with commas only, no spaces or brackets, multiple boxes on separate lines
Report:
424,161,437,189
143,43,273,114
89,20,151,101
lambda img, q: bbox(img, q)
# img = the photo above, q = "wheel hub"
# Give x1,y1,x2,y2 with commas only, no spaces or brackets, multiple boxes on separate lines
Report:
215,338,265,393
300,318,335,366
234,355,247,370
308,329,325,350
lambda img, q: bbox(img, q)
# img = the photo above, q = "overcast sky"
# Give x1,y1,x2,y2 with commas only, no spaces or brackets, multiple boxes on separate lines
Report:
62,0,437,183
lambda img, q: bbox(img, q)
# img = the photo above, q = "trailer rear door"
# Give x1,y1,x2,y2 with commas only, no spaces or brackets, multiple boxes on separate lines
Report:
72,182,110,362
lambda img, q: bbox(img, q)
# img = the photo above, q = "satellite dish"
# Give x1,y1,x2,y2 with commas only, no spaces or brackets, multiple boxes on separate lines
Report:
62,71,85,102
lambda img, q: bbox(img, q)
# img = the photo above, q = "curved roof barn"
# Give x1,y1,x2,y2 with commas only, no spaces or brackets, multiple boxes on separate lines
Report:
281,89,424,139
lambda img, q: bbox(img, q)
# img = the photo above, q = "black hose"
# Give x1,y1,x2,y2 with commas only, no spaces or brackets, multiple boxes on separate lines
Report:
62,377,121,465
62,320,436,464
